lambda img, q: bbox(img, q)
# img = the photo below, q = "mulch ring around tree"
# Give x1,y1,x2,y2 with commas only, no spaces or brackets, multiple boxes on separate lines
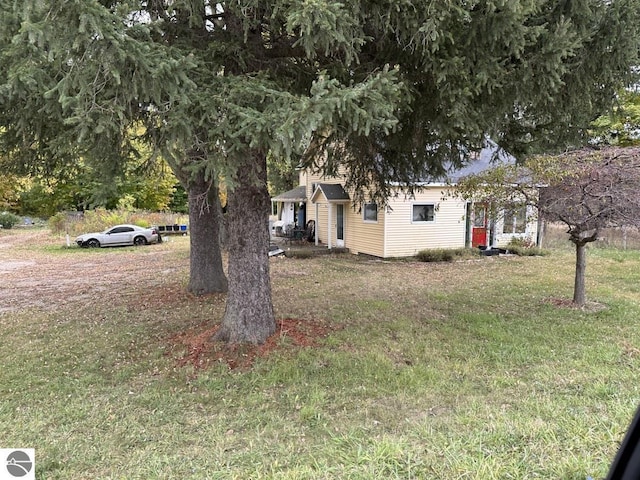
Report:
166,318,336,372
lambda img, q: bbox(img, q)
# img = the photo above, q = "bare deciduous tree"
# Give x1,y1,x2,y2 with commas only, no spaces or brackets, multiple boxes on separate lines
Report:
538,147,640,305
456,146,640,306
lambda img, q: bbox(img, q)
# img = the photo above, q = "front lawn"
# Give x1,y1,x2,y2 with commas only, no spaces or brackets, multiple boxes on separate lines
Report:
1,229,639,479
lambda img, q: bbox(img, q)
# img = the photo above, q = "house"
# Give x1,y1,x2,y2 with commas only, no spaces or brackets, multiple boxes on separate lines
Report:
270,185,307,236
271,146,538,258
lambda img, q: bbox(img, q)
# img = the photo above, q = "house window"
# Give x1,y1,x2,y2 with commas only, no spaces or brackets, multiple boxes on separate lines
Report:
363,203,378,222
473,204,487,227
503,206,527,234
412,204,435,223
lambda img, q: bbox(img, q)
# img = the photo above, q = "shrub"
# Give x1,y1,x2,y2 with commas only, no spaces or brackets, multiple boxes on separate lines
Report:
507,245,548,256
286,250,314,259
0,212,21,229
47,212,88,235
506,237,547,256
416,248,479,262
47,212,67,234
507,236,536,248
131,218,151,228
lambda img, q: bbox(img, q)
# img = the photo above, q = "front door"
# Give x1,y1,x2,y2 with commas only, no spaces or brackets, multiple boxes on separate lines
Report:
471,204,488,247
336,204,344,247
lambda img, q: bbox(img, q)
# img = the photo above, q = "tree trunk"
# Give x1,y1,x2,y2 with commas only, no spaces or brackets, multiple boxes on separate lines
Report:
573,240,587,306
214,150,275,344
186,169,228,295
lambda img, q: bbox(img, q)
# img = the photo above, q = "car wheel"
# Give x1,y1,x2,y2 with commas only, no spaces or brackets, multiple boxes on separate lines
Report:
86,239,100,248
133,236,147,246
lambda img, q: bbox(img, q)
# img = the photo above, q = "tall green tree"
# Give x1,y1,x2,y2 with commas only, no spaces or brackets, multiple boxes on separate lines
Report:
592,88,640,146
2,1,639,343
267,152,299,196
0,0,229,295
0,172,19,212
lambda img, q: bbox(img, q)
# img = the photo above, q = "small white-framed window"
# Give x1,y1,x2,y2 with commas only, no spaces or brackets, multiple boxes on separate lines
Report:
412,204,435,223
503,205,527,234
363,203,378,222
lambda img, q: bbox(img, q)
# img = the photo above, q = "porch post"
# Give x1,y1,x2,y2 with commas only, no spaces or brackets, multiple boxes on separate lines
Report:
327,202,333,250
465,202,472,248
315,203,319,246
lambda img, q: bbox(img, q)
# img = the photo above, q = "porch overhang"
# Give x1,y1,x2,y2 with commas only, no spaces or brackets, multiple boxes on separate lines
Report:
310,183,350,250
310,183,350,203
271,185,307,203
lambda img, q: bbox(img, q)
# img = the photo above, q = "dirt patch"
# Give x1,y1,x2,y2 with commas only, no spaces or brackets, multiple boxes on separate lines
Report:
0,230,185,313
167,318,335,372
2,230,336,372
544,297,607,312
0,260,37,272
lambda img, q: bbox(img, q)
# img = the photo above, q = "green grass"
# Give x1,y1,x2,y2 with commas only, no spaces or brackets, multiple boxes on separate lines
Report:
1,231,640,478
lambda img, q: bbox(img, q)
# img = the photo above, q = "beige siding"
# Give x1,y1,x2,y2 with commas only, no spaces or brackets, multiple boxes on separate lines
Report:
298,170,309,192
301,170,468,257
303,168,349,247
303,167,348,196
343,204,385,256
383,187,468,257
310,202,330,244
293,163,540,257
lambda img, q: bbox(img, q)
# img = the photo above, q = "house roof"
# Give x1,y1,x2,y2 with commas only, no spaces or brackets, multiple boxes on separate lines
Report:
311,183,351,203
384,143,517,187
271,185,307,202
441,144,515,184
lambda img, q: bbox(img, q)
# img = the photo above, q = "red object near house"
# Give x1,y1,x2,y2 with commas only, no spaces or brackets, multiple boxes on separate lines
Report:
471,204,488,247
472,227,488,247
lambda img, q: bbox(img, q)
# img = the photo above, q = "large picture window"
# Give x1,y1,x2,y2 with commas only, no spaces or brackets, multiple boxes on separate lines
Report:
412,204,435,222
503,206,527,234
363,203,378,222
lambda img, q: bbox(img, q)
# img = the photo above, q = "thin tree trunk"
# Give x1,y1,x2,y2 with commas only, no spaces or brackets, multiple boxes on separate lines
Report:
214,150,275,344
573,241,587,306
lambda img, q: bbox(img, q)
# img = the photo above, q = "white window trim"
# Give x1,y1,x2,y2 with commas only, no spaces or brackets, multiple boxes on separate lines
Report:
502,205,527,234
411,203,436,223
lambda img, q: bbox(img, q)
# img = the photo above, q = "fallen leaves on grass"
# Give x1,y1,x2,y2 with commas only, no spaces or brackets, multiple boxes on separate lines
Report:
167,318,335,372
544,297,607,312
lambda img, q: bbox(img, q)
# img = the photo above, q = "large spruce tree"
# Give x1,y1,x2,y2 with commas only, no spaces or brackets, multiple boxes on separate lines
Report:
2,1,639,343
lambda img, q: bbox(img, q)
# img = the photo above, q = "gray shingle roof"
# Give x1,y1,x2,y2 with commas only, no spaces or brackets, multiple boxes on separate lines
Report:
271,185,307,202
441,144,516,183
311,183,350,202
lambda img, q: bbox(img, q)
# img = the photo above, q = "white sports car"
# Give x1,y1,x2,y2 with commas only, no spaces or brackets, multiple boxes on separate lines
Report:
76,224,159,248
